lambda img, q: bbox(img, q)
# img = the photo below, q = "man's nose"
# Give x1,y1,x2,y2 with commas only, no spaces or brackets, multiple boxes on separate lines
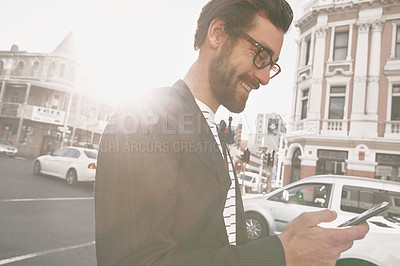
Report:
253,66,271,86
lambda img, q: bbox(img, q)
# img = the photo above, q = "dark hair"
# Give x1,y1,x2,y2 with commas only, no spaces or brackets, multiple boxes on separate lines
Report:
194,0,293,50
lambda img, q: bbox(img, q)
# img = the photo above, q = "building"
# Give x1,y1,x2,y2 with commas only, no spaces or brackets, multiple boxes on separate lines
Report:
0,32,113,158
248,113,286,155
284,0,400,185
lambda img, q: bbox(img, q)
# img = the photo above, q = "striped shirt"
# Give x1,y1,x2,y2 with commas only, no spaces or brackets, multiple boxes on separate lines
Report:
195,99,236,245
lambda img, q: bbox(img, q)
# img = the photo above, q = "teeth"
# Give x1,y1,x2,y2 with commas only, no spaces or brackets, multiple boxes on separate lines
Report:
240,81,251,92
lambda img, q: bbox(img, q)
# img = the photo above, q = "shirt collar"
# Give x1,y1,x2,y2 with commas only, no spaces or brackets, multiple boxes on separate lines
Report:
195,98,216,123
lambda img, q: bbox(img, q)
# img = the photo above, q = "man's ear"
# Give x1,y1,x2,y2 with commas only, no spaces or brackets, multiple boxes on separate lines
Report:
207,17,227,49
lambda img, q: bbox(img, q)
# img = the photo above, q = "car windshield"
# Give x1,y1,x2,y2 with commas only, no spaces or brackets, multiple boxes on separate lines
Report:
84,150,98,159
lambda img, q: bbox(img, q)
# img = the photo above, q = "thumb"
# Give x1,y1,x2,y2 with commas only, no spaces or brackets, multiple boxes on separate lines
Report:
294,209,337,228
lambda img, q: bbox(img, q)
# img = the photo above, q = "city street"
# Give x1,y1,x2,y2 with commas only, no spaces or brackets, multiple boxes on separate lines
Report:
0,156,96,265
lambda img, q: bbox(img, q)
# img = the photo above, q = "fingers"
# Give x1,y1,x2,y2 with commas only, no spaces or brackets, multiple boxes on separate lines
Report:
293,209,337,228
325,222,369,254
339,221,370,241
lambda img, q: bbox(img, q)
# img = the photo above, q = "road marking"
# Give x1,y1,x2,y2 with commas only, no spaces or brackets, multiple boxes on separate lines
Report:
0,241,95,265
0,197,93,202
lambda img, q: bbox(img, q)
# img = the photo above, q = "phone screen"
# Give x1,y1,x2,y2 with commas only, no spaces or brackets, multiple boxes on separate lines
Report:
338,201,390,227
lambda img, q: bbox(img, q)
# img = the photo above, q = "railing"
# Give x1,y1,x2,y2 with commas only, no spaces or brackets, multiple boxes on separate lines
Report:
295,121,305,131
385,121,400,139
321,119,348,136
0,102,20,117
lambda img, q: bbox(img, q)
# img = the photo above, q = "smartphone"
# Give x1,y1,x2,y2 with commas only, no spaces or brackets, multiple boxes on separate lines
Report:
338,201,390,227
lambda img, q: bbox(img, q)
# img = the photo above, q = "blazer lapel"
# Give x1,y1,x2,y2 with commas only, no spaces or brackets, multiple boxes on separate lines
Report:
173,80,232,245
173,80,232,193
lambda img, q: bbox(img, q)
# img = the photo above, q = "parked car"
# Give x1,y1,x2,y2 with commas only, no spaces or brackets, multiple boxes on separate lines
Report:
237,172,268,193
0,138,18,157
32,146,98,185
243,175,400,266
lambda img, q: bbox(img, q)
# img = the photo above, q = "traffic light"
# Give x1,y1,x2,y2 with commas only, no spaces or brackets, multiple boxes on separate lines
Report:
267,150,275,166
240,148,250,163
218,117,235,144
263,153,267,166
55,132,61,143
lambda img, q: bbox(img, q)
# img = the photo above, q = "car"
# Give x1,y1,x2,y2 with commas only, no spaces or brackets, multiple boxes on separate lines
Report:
0,138,18,157
237,172,268,193
243,175,400,266
32,146,98,185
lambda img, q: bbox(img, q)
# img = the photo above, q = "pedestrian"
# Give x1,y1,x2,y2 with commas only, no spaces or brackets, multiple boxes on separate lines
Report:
94,0,369,265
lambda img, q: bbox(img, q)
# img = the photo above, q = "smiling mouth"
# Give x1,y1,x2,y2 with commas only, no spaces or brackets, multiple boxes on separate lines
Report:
240,81,252,93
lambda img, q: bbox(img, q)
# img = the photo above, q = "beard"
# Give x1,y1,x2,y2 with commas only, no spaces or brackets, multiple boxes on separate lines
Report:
209,41,251,113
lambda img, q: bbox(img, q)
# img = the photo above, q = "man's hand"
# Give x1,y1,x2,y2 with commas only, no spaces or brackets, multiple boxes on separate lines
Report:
278,209,369,266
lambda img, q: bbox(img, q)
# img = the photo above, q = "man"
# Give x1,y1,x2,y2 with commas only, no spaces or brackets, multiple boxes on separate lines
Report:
95,0,369,265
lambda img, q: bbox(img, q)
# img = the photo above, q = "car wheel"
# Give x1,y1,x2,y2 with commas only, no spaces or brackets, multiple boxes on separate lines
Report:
66,169,77,185
245,212,268,241
33,161,41,175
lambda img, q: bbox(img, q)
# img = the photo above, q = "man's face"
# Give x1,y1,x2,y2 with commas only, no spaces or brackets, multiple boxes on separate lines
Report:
208,15,284,113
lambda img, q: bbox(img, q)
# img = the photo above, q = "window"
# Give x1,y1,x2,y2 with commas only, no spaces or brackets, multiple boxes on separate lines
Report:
375,153,400,182
341,185,400,218
52,95,60,109
16,61,24,76
334,31,349,61
70,67,75,81
396,26,400,58
301,89,309,120
60,64,66,78
84,149,98,159
0,60,4,75
391,85,400,121
65,148,80,158
48,62,56,77
305,38,311,65
270,183,332,208
52,148,69,157
32,61,40,77
328,86,346,119
316,149,347,175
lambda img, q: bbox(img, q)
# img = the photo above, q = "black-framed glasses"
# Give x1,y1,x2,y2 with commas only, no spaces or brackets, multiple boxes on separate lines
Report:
240,33,281,79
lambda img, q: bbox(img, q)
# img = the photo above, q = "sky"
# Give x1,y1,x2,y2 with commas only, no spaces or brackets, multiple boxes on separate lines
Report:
0,0,306,137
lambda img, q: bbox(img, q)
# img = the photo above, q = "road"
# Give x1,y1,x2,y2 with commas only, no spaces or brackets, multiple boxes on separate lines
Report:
0,156,96,266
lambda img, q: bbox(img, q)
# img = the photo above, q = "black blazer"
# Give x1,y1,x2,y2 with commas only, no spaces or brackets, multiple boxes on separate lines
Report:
95,80,286,265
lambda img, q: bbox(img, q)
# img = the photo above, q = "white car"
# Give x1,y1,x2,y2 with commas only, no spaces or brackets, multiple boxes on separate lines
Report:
237,172,268,193
0,138,18,157
32,146,97,185
243,175,400,266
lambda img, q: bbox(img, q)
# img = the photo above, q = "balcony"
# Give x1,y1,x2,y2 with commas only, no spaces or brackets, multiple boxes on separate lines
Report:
0,102,20,117
321,119,348,136
384,121,400,139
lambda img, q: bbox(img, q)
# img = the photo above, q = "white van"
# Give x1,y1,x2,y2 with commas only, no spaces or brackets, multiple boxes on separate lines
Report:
237,172,267,193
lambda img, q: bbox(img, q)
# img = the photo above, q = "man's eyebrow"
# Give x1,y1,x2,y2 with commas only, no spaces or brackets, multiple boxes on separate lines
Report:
260,42,279,62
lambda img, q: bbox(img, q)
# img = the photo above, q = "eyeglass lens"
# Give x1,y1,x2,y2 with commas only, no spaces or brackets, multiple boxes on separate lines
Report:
255,50,279,77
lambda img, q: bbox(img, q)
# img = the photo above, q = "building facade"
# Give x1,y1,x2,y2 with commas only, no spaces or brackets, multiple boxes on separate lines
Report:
248,113,286,154
284,0,400,185
0,33,113,158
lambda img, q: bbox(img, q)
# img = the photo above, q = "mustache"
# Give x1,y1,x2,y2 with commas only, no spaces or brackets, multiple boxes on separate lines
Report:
238,73,260,90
